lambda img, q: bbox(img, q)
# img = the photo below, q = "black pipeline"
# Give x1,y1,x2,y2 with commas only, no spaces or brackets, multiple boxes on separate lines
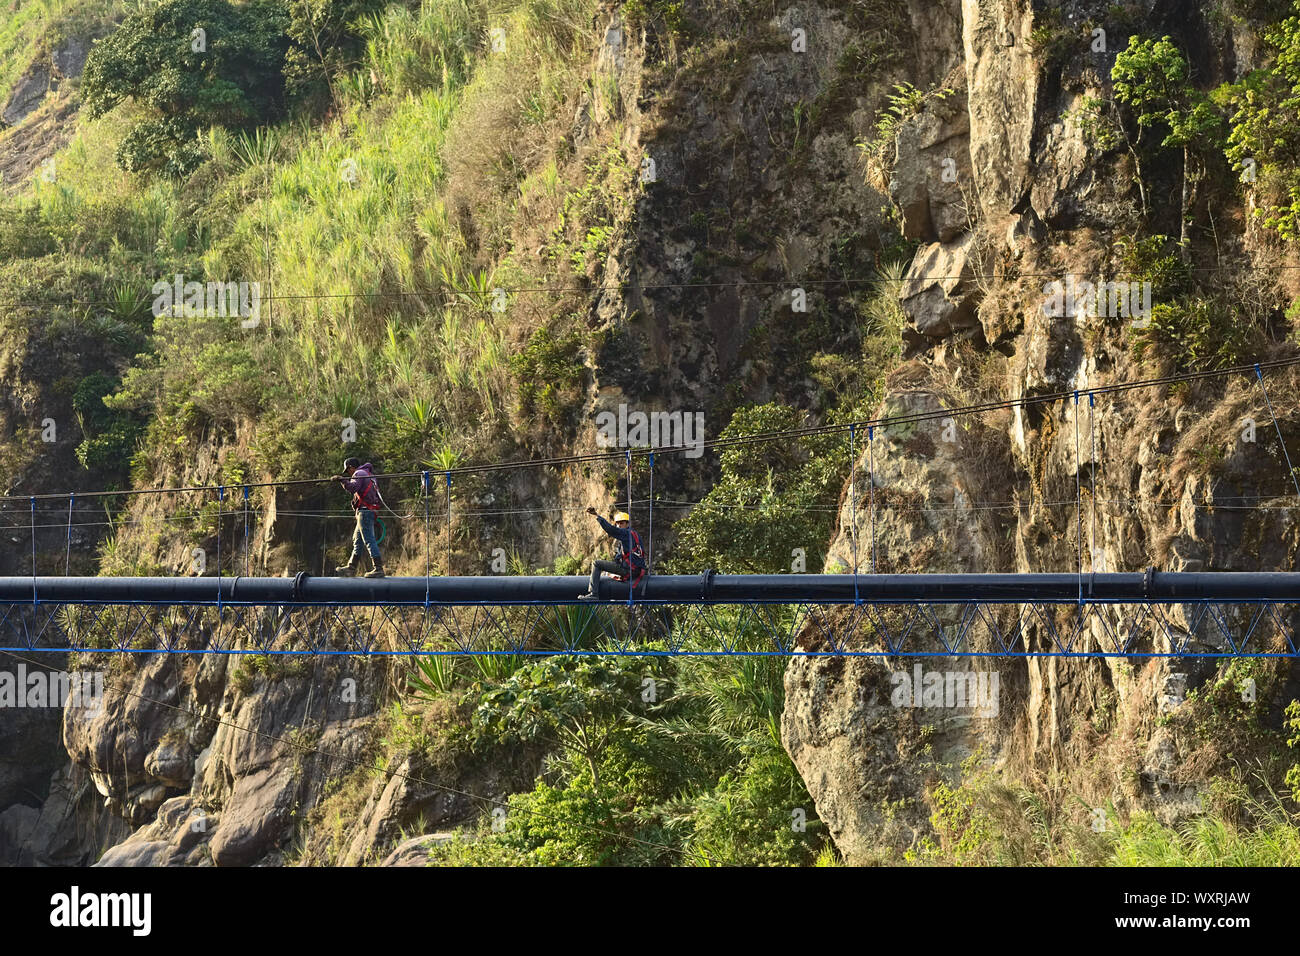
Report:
4,570,1300,605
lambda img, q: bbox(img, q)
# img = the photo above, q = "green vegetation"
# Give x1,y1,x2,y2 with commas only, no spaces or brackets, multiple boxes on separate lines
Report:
421,640,825,866
1218,3,1300,238
510,325,589,430
1028,5,1085,68
72,370,143,474
82,0,291,176
1102,8,1300,244
1,0,616,576
811,256,908,407
858,82,956,168
664,403,851,574
912,655,1300,866
5,0,1299,871
10,0,600,460
910,746,1300,866
474,656,645,789
385,593,830,866
623,0,687,37
1108,805,1300,865
1071,14,1300,368
1113,35,1225,252
1112,231,1269,370
283,0,387,107
0,0,123,106
1287,700,1300,794
1131,295,1258,369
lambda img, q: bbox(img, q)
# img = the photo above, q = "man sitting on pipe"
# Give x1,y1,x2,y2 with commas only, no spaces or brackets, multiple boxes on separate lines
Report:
578,506,647,599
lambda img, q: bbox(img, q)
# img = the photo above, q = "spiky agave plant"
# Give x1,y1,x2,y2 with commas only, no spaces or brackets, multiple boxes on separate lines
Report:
327,388,359,420
407,654,459,699
471,651,527,683
103,282,152,324
425,445,462,473
390,349,417,389
231,127,280,170
470,320,507,417
382,319,418,387
90,314,137,348
393,396,436,438
437,310,461,354
441,350,470,392
863,257,908,337
439,266,495,311
535,604,605,651
667,651,789,756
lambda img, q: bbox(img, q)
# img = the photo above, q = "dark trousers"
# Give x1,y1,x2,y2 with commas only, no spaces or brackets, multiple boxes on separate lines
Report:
590,560,624,596
590,560,647,597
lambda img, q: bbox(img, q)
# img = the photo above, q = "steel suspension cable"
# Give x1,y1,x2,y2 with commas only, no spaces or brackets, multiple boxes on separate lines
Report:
868,426,877,574
626,450,635,605
8,358,1300,503
1089,394,1099,572
64,494,74,576
422,471,431,607
1073,394,1083,604
849,425,859,603
14,260,1300,316
1254,363,1300,501
216,487,224,645
30,497,37,606
647,452,655,574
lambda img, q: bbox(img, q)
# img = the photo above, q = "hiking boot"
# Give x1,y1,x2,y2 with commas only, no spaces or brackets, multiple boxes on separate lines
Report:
363,558,385,579
334,559,359,577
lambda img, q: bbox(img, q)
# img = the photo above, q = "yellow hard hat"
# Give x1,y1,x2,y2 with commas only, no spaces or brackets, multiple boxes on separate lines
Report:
613,511,631,523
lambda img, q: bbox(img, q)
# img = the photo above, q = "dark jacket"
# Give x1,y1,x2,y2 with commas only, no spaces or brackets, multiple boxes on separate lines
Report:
596,515,646,570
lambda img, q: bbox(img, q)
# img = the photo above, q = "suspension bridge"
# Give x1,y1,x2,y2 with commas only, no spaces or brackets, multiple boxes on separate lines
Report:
6,359,1300,658
3,570,1300,657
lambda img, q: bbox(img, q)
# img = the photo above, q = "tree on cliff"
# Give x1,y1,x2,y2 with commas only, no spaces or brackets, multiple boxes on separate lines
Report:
1218,2,1300,240
1112,35,1225,260
81,0,289,176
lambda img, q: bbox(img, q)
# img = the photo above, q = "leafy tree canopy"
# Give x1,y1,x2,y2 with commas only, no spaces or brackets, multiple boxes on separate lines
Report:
284,0,386,105
81,0,290,176
1112,35,1225,150
1217,2,1300,238
471,656,650,789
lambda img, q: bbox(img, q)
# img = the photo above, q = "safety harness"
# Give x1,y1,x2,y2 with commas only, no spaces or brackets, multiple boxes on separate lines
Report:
350,467,382,512
614,528,647,590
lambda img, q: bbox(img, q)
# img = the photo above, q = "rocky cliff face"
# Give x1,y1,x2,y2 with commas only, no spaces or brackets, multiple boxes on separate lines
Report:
3,639,540,865
4,0,909,866
0,276,146,862
6,0,1300,866
783,0,1300,862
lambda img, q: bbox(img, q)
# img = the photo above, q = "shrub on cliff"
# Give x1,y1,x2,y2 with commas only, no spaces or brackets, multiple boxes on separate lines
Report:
81,0,290,176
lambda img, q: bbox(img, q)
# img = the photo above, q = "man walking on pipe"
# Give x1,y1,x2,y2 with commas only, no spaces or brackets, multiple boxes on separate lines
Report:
330,457,385,578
